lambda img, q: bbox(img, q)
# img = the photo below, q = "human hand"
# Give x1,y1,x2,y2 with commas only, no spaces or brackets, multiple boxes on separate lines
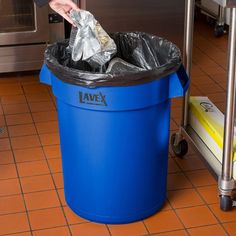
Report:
49,0,79,25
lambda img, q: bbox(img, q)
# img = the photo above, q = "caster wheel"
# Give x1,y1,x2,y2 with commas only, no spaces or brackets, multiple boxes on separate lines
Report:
171,134,188,158
220,195,233,211
214,25,225,37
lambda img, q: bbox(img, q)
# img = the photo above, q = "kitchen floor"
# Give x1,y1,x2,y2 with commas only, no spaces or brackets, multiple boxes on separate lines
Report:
0,18,236,236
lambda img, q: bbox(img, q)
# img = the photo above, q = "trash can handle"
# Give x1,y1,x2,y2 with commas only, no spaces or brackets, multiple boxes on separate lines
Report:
40,64,52,86
169,64,189,98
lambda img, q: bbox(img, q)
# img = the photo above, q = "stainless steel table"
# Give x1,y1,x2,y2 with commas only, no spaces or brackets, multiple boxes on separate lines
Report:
172,0,236,211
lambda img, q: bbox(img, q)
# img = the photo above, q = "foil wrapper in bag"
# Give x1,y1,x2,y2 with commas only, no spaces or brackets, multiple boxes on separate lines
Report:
106,58,145,74
69,10,117,69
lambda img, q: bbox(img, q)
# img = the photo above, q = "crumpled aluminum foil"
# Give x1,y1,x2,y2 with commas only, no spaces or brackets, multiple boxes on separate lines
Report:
68,10,117,69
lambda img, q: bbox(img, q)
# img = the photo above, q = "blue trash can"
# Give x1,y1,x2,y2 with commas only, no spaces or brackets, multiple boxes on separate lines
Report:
40,33,189,224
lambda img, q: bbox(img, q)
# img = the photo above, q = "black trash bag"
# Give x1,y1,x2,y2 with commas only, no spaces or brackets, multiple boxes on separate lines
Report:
44,32,182,87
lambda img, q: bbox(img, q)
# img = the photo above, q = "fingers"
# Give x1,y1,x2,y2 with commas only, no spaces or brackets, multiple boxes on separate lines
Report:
60,11,76,26
49,0,79,26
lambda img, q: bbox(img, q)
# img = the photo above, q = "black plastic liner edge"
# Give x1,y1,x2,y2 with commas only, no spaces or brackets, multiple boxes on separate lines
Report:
44,32,182,88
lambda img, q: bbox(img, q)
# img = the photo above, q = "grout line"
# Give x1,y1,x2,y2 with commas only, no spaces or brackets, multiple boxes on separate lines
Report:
1,143,60,154
0,186,63,197
105,224,112,236
8,170,59,180
8,129,58,136
0,230,32,236
165,194,191,236
142,219,151,236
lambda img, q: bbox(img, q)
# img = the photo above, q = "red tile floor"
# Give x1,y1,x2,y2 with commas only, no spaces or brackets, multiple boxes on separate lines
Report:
0,18,236,236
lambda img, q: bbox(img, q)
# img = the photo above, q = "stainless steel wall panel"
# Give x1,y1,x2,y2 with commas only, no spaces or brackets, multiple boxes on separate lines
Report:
0,44,46,73
81,0,185,50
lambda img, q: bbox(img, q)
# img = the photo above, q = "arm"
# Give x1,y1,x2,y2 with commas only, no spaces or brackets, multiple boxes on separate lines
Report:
34,0,79,25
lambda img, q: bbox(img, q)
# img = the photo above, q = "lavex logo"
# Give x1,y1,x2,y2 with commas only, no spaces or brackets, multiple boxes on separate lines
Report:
79,92,107,106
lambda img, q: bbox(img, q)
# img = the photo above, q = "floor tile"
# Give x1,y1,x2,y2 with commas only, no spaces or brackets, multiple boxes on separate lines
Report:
185,169,216,187
108,221,148,236
0,94,26,104
208,92,226,103
152,230,188,236
176,205,218,228
25,92,52,103
8,124,37,137
0,212,30,235
9,232,32,236
198,82,224,94
14,147,45,163
63,206,87,225
0,138,11,151
170,119,178,131
29,207,67,230
191,75,214,86
32,226,71,236
43,145,61,159
11,135,41,149
19,74,38,83
210,73,227,84
209,204,236,223
0,178,21,196
6,113,33,126
32,111,58,123
24,189,60,211
223,221,236,236
70,222,110,236
52,173,64,189
168,158,181,173
22,84,49,94
48,158,62,173
202,65,226,76
0,150,14,164
167,188,204,209
0,104,3,115
171,107,182,119
191,64,205,77
29,101,55,113
35,121,59,134
215,101,226,112
174,154,206,171
171,98,183,108
20,174,55,193
0,125,9,138
39,133,60,146
0,115,6,126
197,185,219,204
0,194,25,215
0,84,23,96
167,173,192,190
3,103,29,115
144,210,183,234
0,163,18,180
187,224,228,236
17,160,50,177
161,201,172,211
